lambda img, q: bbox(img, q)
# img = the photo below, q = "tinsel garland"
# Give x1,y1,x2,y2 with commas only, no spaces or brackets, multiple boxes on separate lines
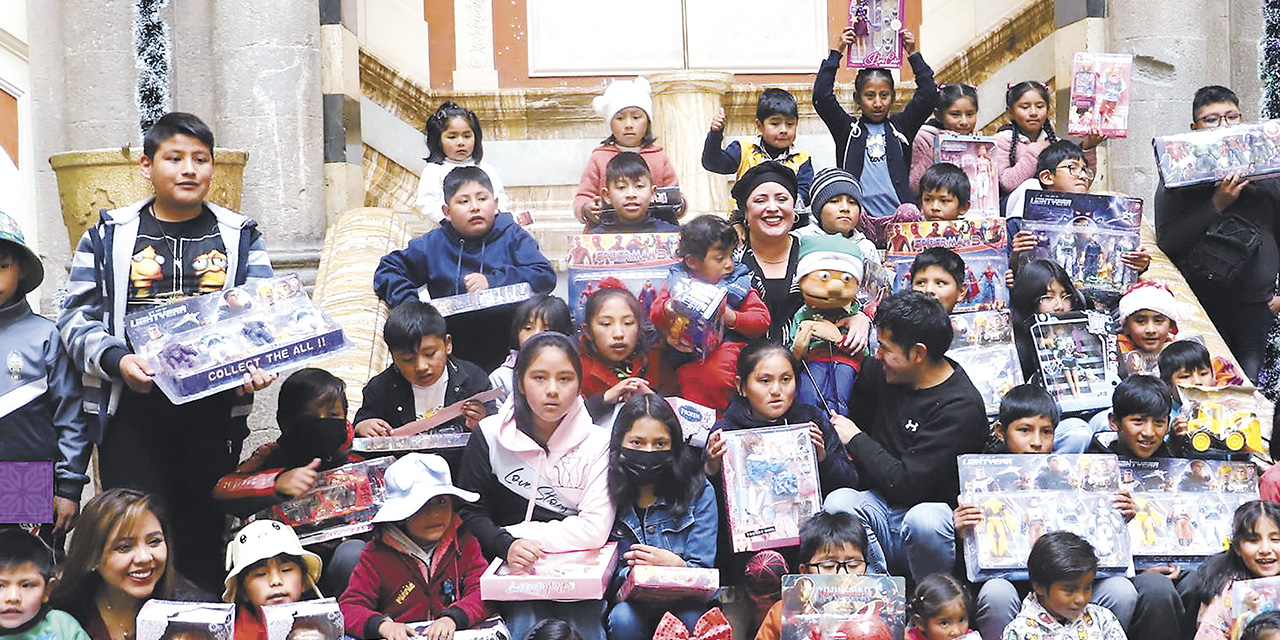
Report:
133,0,171,136
1264,0,1280,118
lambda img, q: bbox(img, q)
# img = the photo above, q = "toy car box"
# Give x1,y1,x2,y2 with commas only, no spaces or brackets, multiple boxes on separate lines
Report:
618,565,720,603
136,600,234,640
934,133,1000,215
249,457,393,546
1067,52,1134,138
1178,385,1273,456
780,574,906,640
480,543,618,601
885,218,1009,312
1029,311,1120,413
1020,190,1144,298
1153,119,1280,188
721,423,822,553
949,310,1023,416
565,232,679,325
845,0,906,69
1121,459,1257,568
262,598,343,640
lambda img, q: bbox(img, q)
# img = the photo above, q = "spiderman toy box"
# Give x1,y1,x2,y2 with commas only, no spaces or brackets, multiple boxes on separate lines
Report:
262,598,343,640
721,423,822,553
1121,458,1257,569
619,565,720,603
249,457,393,546
480,543,618,601
136,601,234,640
780,575,906,640
885,219,1008,313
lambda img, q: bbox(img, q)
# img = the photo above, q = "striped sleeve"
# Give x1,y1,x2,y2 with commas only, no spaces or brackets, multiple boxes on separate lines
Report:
56,229,126,379
241,223,274,286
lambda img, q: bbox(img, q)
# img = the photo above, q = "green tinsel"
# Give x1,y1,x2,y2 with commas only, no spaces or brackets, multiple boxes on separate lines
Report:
1264,0,1280,118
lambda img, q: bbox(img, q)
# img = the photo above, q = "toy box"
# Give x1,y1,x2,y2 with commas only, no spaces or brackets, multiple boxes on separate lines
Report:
353,431,472,453
566,233,679,325
262,598,343,640
618,565,720,603
124,273,349,405
1029,311,1120,413
1019,190,1144,297
420,282,534,317
663,277,727,359
599,186,685,226
389,387,505,438
1153,120,1280,188
1178,386,1273,456
885,218,1009,312
136,600,234,640
780,575,906,640
934,133,1000,215
958,454,1129,581
1121,459,1257,568
480,543,618,601
721,423,822,553
249,457,393,546
949,310,1023,416
666,397,717,449
1230,576,1280,640
1068,53,1134,138
845,0,906,69
407,617,511,640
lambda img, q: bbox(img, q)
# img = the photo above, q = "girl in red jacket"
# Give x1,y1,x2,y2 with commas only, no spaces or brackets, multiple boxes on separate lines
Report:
579,281,670,421
339,453,489,640
223,520,324,640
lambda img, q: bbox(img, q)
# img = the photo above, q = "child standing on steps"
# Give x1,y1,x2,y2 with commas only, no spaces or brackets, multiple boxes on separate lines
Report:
415,101,511,223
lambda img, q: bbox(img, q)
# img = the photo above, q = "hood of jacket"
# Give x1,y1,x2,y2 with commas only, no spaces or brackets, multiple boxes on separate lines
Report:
489,393,598,458
415,212,522,297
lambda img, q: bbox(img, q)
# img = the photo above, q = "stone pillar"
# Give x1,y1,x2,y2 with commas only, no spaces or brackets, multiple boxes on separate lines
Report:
650,71,734,216
452,0,499,91
321,0,364,224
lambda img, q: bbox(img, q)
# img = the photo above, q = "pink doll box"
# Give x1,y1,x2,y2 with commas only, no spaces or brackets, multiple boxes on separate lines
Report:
934,133,1000,216
1067,53,1134,138
845,0,907,69
618,565,720,603
721,423,822,553
480,543,619,601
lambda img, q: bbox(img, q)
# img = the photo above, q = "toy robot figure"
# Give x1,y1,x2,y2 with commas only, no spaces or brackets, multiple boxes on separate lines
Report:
159,342,200,370
201,334,240,362
980,497,1015,558
1172,499,1195,547
1055,234,1078,278
241,320,275,347
1054,334,1083,397
1132,496,1161,548
1024,498,1048,547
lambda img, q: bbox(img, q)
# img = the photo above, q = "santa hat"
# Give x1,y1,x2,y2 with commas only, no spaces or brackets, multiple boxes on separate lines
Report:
1118,280,1182,326
593,77,653,124
796,235,864,283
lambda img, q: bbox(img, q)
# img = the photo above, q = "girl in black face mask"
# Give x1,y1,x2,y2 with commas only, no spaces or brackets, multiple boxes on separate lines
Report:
605,395,718,640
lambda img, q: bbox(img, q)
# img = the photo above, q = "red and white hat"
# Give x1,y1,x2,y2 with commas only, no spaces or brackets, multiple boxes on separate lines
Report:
1118,280,1182,327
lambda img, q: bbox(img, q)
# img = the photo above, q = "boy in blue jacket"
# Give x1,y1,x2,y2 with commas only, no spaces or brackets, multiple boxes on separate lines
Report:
374,166,557,370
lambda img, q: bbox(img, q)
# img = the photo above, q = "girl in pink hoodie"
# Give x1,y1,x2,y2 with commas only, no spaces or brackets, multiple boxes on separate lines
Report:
909,83,980,195
994,82,1102,199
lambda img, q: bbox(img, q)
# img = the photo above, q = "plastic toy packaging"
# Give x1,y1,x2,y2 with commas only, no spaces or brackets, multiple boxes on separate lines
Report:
1020,190,1144,298
1230,576,1280,640
949,310,1023,416
420,282,534,317
845,0,906,69
1068,52,1134,138
262,598,343,640
1121,459,1258,569
934,133,1000,215
249,457,393,546
958,454,1130,582
721,423,822,553
599,186,686,226
480,543,618,601
619,566,720,603
885,218,1009,312
780,575,906,640
1153,119,1280,188
407,617,511,640
1030,311,1120,413
1178,385,1273,456
124,273,349,405
664,278,727,359
665,396,717,448
136,600,234,640
352,431,472,454
566,232,679,325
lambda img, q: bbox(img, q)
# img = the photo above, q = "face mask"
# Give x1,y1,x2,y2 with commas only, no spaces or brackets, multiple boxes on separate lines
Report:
619,448,672,485
280,417,349,466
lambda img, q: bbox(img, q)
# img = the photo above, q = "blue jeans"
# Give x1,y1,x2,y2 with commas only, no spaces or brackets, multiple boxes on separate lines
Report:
607,601,706,640
974,577,1137,640
823,488,954,581
502,600,605,640
798,359,857,417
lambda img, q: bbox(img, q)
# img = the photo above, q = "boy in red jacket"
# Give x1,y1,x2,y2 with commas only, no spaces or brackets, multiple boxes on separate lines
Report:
340,453,489,640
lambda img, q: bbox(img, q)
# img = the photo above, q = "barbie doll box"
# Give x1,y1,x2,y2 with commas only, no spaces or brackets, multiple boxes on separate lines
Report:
1029,311,1120,413
1067,53,1134,138
721,423,822,553
845,0,906,69
934,133,1000,216
480,543,618,601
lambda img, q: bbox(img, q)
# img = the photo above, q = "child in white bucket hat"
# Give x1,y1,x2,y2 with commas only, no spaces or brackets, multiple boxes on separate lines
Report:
223,519,324,640
339,453,489,640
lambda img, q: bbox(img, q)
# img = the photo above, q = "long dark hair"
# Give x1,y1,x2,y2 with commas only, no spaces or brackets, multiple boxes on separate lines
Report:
607,395,704,518
582,285,656,364
1009,260,1084,328
1185,501,1280,609
512,332,582,438
998,81,1059,167
425,101,484,164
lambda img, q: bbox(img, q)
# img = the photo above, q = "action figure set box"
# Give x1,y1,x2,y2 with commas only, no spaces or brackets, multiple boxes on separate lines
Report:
958,454,1130,581
1020,190,1144,298
1153,120,1280,188
780,575,907,640
618,565,720,603
480,543,618,601
1121,458,1258,568
249,457,394,546
845,0,906,68
261,598,343,640
948,310,1023,416
124,273,348,404
721,423,823,553
1178,385,1273,456
1067,53,1134,138
1030,311,1121,413
406,617,511,640
934,133,1000,216
885,218,1009,313
565,233,680,325
420,282,535,317
136,601,234,640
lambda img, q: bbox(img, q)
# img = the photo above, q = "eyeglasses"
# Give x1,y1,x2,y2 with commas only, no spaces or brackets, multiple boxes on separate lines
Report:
1055,163,1095,181
803,559,867,574
1197,112,1243,127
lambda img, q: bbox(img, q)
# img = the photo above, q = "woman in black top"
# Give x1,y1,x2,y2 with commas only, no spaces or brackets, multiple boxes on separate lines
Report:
732,162,804,341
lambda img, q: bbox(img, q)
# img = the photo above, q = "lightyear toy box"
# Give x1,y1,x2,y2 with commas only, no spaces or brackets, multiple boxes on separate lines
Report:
618,565,720,603
1068,53,1134,138
420,282,534,317
1154,120,1280,188
1020,190,1144,297
407,617,510,640
565,233,679,325
958,454,1129,581
249,457,393,546
780,575,906,640
845,0,906,69
1230,576,1280,640
1030,311,1120,413
1178,385,1273,456
125,273,348,405
885,218,1009,312
721,423,822,553
1121,459,1257,568
136,601,234,640
480,543,618,601
949,310,1023,416
934,133,1000,215
262,598,343,640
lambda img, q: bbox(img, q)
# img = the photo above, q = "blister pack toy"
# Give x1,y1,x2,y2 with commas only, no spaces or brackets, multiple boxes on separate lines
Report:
420,282,534,317
780,575,906,640
262,598,343,640
249,457,393,546
480,543,618,601
885,218,1009,312
125,273,349,404
663,278,727,359
136,600,234,640
352,432,473,454
407,617,511,640
599,186,686,226
958,454,1130,581
949,310,1023,416
1121,459,1257,568
566,233,680,325
1068,53,1134,138
845,0,906,69
1029,311,1120,413
1178,386,1273,456
1153,120,1280,188
721,423,822,552
1230,576,1280,640
619,566,720,603
1019,190,1144,297
934,133,1000,215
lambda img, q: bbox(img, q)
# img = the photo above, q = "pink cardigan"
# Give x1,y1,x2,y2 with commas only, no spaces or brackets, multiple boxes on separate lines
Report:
992,129,1097,196
573,143,679,217
908,123,942,196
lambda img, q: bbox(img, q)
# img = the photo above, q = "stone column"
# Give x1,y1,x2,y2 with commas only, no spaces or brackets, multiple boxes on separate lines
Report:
650,71,734,216
452,0,499,91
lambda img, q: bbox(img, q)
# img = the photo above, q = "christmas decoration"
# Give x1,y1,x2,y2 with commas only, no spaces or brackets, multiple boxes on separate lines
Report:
133,0,171,136
1264,0,1280,118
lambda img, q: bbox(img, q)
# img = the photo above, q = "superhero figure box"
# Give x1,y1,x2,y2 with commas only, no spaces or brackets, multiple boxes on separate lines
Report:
934,133,1000,216
1121,459,1258,568
845,0,906,69
125,273,349,405
949,310,1023,417
1068,53,1134,138
1154,120,1280,188
1030,311,1121,413
565,232,679,325
958,454,1130,581
1020,190,1144,298
885,218,1009,313
249,457,393,546
136,601,234,640
262,598,343,640
780,575,906,640
618,565,720,603
480,543,618,601
721,423,822,553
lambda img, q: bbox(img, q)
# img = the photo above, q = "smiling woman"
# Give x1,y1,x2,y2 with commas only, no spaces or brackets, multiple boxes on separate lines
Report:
733,161,803,341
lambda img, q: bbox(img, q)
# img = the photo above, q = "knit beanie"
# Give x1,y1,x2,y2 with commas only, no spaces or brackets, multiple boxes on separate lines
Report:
731,161,799,214
1118,280,1181,327
0,211,42,297
796,234,864,283
593,76,653,124
809,168,866,231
